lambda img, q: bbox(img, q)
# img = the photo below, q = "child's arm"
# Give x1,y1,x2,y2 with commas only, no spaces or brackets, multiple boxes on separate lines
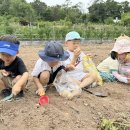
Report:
112,71,129,83
12,72,29,95
33,76,45,96
65,64,75,71
71,47,81,65
65,48,81,71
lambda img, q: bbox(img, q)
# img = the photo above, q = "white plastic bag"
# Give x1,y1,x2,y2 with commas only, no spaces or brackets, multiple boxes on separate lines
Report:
53,70,82,99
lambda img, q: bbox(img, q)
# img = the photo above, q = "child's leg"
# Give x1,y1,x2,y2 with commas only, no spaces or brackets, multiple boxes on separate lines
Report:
0,74,13,97
99,71,116,82
80,73,97,88
34,71,50,96
0,72,7,90
39,71,50,86
0,72,12,91
0,79,6,90
12,75,22,84
12,75,27,90
11,75,28,96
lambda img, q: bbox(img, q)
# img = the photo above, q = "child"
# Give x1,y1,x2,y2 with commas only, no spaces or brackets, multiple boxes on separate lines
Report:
97,35,130,83
64,31,97,88
31,41,69,96
97,56,119,82
0,35,29,98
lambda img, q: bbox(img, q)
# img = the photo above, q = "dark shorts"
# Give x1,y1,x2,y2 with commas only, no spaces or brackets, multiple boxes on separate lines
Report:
38,65,65,85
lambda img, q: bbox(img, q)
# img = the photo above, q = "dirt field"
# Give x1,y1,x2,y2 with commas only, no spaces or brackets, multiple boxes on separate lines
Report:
0,43,130,130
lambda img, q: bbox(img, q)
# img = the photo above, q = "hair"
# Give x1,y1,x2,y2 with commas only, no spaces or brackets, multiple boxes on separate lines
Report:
0,35,20,45
111,51,117,60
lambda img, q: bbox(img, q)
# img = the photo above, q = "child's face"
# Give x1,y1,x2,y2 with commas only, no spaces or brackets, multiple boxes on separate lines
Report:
117,53,128,62
65,39,81,52
0,52,16,66
47,61,59,67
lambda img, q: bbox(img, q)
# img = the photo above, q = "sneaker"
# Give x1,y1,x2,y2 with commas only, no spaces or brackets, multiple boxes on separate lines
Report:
1,88,12,98
83,82,97,90
16,90,24,98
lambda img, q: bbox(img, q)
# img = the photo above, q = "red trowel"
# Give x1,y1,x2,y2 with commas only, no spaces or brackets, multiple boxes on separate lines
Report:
38,95,49,106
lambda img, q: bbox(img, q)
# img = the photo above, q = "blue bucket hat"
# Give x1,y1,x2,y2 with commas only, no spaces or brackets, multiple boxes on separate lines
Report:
65,31,84,42
38,41,70,62
0,41,19,56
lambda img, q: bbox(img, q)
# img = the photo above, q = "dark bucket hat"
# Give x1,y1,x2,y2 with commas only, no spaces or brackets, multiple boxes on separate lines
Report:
38,41,69,62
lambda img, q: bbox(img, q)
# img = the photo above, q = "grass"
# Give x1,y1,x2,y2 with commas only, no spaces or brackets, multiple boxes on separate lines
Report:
99,118,130,130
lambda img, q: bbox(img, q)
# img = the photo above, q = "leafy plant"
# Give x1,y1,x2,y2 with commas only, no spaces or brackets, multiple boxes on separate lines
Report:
99,118,130,130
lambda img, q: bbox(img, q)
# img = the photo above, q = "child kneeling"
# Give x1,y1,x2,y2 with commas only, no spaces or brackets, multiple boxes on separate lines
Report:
32,41,69,96
0,35,29,98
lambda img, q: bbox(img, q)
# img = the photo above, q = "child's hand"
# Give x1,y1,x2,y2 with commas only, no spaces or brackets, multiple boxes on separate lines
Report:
65,64,75,71
1,70,10,76
37,87,45,96
12,85,21,96
74,47,81,59
86,53,97,58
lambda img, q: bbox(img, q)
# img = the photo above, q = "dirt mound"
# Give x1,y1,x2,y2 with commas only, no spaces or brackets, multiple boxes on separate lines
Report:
0,44,130,130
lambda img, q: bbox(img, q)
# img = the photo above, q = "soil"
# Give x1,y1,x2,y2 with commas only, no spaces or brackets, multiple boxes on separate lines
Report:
0,43,130,130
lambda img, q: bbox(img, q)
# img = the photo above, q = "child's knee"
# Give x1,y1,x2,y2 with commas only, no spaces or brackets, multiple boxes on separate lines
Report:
90,72,98,81
39,71,50,82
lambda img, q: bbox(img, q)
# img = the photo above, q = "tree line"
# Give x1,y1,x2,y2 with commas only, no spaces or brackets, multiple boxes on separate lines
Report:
0,0,130,25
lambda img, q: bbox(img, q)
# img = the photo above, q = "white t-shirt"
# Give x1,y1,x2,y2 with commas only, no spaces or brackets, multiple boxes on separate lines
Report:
32,58,64,77
64,50,87,81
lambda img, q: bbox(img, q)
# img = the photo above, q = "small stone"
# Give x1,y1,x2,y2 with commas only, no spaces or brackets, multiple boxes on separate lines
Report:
84,103,88,106
35,104,40,108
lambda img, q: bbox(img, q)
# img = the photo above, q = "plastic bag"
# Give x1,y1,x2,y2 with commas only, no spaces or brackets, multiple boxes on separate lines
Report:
53,70,82,99
82,55,103,86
